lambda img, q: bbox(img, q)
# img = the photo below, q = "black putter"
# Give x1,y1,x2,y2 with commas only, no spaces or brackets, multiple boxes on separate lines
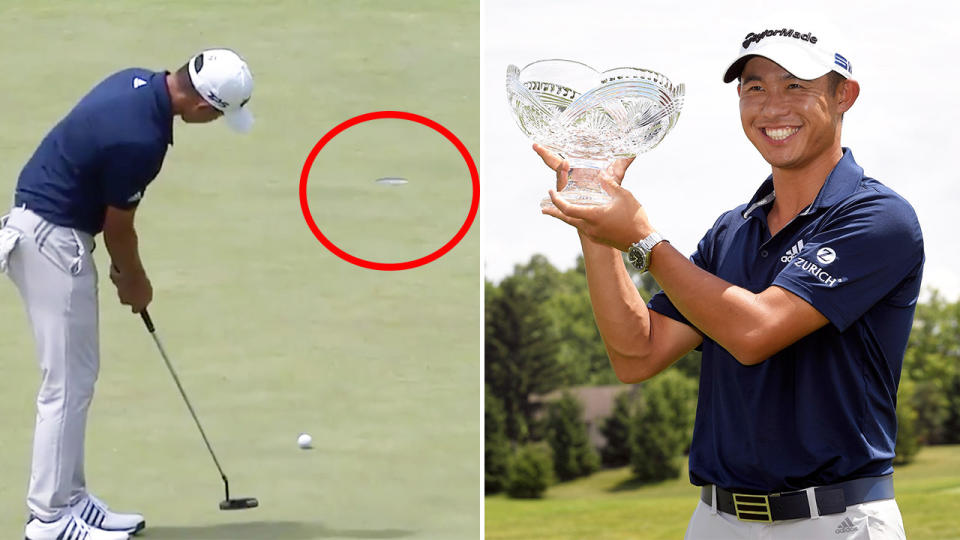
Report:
140,308,259,511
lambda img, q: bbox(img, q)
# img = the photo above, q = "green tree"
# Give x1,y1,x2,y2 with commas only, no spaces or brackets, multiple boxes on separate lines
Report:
931,297,960,443
485,386,511,494
486,256,567,441
600,390,637,468
903,291,960,444
630,371,698,483
506,443,554,499
545,392,599,481
894,377,921,465
548,258,618,386
942,375,960,444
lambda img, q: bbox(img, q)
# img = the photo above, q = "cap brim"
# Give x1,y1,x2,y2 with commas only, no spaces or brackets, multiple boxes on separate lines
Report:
723,56,752,83
224,107,254,134
722,42,839,83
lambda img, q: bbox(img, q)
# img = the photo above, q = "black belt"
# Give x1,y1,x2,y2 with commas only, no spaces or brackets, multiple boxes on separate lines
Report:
700,474,894,522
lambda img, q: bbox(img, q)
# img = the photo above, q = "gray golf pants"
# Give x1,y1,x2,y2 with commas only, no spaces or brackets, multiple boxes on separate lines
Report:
2,207,98,521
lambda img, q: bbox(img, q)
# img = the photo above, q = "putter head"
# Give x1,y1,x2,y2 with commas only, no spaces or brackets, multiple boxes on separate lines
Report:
220,497,259,511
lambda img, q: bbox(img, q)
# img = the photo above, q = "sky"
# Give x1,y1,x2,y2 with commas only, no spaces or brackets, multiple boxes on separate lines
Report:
482,0,960,301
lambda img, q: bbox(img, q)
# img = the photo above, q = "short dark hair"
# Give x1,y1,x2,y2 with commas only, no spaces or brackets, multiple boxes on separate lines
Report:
827,72,848,122
827,71,846,94
175,62,202,100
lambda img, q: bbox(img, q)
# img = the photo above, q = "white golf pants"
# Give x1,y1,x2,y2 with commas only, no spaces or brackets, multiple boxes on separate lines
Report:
3,207,98,521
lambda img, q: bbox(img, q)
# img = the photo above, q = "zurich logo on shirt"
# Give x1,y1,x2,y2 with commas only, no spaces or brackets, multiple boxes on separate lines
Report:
816,247,837,265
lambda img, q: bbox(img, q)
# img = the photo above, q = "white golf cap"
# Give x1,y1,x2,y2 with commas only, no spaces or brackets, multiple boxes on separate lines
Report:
722,27,852,83
188,48,254,133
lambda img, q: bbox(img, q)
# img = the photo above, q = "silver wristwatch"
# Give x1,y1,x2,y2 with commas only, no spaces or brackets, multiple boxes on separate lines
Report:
627,231,667,273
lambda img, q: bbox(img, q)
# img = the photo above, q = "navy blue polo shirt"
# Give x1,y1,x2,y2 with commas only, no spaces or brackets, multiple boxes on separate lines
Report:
14,69,173,235
648,149,924,493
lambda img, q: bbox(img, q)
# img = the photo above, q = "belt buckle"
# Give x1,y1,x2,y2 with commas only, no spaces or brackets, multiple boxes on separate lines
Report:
732,493,772,523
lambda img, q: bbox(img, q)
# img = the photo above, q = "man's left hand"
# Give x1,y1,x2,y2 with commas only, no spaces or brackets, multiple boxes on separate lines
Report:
542,173,654,252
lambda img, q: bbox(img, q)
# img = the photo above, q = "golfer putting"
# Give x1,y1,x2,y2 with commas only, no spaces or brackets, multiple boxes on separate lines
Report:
1,49,254,540
539,27,921,539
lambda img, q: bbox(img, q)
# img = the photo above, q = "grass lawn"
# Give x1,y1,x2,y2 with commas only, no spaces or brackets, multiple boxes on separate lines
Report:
486,446,960,539
0,2,480,539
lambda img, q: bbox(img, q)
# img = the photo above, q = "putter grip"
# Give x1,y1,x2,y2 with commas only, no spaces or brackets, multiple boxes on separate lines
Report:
114,264,155,331
141,309,155,333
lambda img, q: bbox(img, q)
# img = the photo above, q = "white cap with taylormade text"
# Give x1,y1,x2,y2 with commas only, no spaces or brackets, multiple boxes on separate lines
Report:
188,48,254,133
722,28,853,84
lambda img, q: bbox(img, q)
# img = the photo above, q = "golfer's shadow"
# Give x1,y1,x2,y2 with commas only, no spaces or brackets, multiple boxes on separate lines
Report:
144,520,415,539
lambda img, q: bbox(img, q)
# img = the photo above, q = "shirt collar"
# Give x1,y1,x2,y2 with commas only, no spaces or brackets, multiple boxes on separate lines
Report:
741,148,863,219
150,70,174,146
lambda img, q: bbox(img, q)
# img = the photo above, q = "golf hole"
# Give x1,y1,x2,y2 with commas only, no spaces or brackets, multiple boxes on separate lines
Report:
375,177,409,186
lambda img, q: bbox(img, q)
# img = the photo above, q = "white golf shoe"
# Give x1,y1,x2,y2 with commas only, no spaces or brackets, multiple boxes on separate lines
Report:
71,493,145,535
24,513,129,540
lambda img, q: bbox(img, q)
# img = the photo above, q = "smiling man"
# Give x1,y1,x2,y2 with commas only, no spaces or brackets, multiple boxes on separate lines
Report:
539,28,921,539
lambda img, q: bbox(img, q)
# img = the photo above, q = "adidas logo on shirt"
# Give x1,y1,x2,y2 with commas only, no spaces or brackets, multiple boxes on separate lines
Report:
835,517,858,534
133,77,147,89
781,239,805,263
127,191,143,203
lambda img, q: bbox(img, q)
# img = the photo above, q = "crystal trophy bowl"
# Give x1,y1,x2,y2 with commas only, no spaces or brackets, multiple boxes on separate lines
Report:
506,59,684,208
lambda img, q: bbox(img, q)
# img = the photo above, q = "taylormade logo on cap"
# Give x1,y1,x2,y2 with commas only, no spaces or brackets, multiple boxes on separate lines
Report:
722,26,853,83
743,28,818,48
188,48,255,133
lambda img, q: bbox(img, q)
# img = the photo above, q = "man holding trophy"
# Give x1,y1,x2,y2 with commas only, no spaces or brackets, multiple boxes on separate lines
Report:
522,28,920,539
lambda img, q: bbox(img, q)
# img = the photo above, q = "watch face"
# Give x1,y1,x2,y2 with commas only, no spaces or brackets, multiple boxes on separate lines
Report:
628,247,645,270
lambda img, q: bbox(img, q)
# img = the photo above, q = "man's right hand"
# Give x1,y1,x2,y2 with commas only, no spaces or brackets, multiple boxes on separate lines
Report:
114,269,153,313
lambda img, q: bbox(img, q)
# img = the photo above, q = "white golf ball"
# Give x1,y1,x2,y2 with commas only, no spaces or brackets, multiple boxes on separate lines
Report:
297,433,313,449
